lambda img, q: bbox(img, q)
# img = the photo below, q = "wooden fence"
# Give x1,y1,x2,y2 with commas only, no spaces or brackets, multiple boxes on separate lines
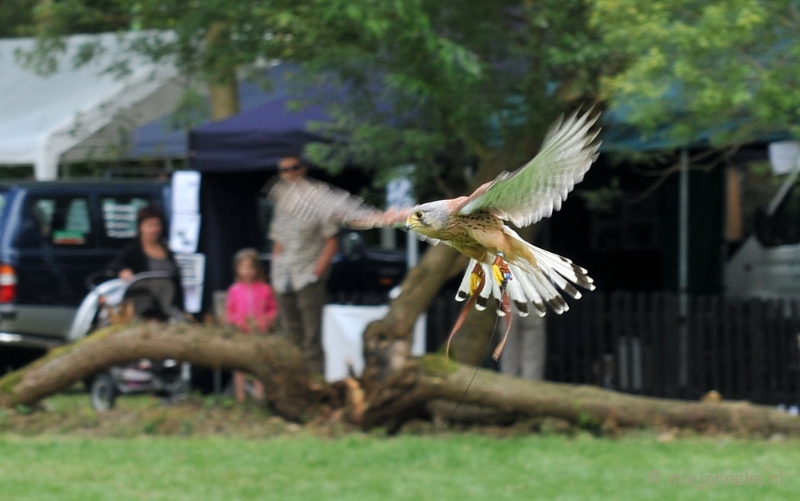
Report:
545,291,800,405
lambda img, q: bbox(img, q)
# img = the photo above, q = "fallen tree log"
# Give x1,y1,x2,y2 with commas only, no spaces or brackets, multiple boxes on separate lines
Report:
362,355,800,436
0,323,315,421
5,324,800,437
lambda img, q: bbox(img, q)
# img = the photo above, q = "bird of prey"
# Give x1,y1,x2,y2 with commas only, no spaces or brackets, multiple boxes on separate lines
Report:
267,107,601,359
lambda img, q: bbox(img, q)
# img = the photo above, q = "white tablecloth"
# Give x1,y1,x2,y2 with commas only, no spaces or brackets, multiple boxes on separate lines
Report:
322,304,426,382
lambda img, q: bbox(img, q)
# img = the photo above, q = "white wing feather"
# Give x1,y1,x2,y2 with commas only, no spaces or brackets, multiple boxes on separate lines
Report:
457,107,601,227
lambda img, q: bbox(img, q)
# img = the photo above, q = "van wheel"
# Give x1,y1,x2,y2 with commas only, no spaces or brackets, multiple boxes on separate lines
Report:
90,373,117,412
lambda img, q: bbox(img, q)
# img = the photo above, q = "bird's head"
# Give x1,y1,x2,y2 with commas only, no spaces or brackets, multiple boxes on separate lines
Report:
405,201,449,238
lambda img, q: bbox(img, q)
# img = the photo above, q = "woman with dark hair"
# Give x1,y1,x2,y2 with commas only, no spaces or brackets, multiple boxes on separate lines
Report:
108,205,185,313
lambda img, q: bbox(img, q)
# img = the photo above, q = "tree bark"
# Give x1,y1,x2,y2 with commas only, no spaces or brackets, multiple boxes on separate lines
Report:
4,326,797,437
361,245,466,392
363,356,800,436
206,22,240,122
0,323,315,421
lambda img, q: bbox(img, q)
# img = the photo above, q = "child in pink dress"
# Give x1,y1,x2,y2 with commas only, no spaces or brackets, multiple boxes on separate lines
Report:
226,248,277,402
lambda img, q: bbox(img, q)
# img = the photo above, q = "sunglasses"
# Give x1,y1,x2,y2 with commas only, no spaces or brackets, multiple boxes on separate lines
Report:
279,164,303,173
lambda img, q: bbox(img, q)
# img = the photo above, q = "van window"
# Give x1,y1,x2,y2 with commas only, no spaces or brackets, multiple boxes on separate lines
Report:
20,196,94,247
101,196,152,247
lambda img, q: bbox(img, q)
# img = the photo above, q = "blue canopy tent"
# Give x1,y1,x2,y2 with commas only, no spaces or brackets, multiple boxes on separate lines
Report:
189,97,329,172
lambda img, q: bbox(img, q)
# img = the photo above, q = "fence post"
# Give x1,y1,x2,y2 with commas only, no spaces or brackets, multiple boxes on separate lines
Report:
609,291,622,390
596,293,609,388
650,292,663,397
750,299,765,403
736,300,748,399
636,292,648,394
691,295,707,399
708,296,720,395
793,301,800,405
664,292,680,398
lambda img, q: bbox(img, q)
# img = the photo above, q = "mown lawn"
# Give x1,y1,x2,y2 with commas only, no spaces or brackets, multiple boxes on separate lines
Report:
0,431,797,501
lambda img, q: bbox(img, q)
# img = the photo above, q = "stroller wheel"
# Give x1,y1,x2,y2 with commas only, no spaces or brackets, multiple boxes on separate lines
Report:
90,373,117,412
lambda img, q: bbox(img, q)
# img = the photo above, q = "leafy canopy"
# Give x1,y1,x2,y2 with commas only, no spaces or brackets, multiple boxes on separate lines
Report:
591,0,800,145
293,0,609,195
19,0,609,195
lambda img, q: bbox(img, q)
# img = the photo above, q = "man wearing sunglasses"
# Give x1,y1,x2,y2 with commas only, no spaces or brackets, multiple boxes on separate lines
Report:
269,156,339,375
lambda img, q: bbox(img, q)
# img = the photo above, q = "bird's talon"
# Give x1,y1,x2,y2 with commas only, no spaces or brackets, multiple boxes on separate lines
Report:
468,263,485,296
492,257,512,290
469,272,482,296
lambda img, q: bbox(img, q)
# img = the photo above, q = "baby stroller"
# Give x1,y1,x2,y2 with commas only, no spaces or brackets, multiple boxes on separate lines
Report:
77,271,191,411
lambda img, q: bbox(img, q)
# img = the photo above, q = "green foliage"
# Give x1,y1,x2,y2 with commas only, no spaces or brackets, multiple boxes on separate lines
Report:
591,0,800,146
20,0,300,81
14,404,32,415
0,0,38,37
298,0,611,196
577,411,601,430
18,0,610,199
168,87,209,131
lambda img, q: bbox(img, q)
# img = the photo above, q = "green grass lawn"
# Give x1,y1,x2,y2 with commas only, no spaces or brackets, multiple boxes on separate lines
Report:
0,432,797,501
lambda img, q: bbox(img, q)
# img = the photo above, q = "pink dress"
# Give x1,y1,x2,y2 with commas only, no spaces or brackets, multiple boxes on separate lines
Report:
226,281,278,333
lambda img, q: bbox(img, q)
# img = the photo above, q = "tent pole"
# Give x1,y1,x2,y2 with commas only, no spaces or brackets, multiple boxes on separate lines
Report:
407,232,419,268
678,148,689,389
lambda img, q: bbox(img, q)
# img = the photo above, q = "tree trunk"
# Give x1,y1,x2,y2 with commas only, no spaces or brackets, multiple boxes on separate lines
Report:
209,74,240,121
363,356,800,436
206,22,240,121
0,323,315,421
361,245,466,393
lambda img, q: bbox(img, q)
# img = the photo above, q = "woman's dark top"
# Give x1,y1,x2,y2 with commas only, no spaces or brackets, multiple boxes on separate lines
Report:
107,240,185,309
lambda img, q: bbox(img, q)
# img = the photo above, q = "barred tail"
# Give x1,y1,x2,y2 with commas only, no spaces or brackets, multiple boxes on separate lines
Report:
454,241,594,317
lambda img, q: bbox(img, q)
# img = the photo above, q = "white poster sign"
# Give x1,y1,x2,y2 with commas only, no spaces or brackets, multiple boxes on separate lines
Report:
175,253,205,313
175,253,205,284
769,141,800,175
171,170,201,214
169,213,201,254
182,283,203,314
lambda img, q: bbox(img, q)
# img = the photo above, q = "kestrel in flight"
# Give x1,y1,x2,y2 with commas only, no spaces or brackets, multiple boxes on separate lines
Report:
268,107,601,358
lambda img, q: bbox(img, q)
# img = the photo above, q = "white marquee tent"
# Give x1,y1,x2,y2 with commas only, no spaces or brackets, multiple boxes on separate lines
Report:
0,32,180,180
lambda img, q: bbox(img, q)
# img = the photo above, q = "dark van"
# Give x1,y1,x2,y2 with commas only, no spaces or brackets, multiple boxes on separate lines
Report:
0,180,169,356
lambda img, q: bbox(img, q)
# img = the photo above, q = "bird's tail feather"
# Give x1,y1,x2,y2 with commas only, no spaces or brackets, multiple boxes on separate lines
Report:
454,242,594,317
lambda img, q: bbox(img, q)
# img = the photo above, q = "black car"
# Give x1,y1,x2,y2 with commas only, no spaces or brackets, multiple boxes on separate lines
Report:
0,180,170,354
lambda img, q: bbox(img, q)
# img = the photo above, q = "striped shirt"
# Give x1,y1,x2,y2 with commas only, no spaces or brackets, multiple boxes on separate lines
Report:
269,179,339,294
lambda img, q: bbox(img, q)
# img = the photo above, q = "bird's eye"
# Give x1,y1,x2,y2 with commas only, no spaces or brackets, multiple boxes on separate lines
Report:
414,211,424,219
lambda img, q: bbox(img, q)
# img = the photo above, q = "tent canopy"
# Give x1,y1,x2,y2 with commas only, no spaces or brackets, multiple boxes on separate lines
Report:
128,63,307,160
188,92,330,172
0,32,178,180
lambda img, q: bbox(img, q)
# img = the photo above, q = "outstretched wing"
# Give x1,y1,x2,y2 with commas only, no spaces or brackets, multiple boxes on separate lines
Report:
265,177,411,229
456,107,601,227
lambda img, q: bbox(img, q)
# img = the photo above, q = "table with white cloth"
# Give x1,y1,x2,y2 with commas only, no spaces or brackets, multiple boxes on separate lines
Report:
322,304,426,382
